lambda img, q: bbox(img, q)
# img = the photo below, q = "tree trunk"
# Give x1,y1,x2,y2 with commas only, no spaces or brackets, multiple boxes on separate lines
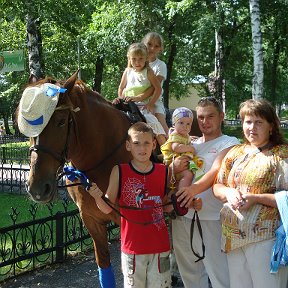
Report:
26,14,44,79
249,0,264,99
206,1,226,110
214,28,225,111
93,56,104,93
270,37,280,106
163,19,177,109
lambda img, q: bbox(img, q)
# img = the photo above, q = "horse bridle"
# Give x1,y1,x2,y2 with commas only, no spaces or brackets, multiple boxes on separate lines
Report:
28,103,128,188
29,142,67,167
29,108,72,180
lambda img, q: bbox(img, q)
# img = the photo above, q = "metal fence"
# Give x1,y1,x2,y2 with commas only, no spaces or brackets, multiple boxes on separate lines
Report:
0,162,69,196
0,135,29,145
0,162,29,194
0,136,29,165
1,146,29,164
0,135,120,282
224,119,288,129
0,200,119,282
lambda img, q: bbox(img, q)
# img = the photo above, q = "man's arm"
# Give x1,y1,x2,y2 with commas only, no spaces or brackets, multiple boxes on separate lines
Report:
175,147,233,208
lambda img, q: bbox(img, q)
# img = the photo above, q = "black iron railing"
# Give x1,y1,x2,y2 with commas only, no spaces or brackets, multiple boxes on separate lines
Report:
0,135,29,145
0,200,119,282
0,144,120,283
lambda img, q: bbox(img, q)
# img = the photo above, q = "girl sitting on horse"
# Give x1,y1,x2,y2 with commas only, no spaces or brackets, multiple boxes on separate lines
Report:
114,42,167,146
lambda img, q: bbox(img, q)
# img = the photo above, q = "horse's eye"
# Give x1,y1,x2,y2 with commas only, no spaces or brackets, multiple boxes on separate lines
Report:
57,119,66,127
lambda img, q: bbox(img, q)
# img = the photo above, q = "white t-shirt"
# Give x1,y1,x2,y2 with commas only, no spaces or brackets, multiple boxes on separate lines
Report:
185,134,240,221
149,58,167,86
149,59,167,114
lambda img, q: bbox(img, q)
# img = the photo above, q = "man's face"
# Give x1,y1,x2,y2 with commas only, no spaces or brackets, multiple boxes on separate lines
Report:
196,105,224,137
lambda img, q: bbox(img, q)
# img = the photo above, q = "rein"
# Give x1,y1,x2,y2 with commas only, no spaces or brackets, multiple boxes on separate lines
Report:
59,166,171,225
103,197,171,226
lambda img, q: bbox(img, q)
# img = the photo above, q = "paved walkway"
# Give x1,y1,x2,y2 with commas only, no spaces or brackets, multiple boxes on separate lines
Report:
1,241,184,288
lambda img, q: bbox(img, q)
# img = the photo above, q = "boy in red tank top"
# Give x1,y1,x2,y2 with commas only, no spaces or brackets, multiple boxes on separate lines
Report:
88,122,173,287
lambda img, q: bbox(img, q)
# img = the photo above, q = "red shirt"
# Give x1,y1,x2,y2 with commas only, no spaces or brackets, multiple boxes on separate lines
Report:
118,162,170,254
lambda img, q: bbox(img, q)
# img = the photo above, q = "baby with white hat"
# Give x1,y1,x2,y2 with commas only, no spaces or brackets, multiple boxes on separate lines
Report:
161,107,204,189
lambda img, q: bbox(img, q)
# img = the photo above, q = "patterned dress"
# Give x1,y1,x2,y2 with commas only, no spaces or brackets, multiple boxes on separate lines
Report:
215,144,288,253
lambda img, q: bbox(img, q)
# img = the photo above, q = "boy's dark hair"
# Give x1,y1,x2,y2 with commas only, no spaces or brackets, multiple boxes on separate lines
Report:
127,122,155,141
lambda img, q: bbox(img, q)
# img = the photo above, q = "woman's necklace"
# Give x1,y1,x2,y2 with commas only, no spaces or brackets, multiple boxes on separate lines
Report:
244,142,272,156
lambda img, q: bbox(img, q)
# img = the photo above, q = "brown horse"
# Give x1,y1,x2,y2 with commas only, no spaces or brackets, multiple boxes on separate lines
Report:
18,71,201,287
18,71,133,287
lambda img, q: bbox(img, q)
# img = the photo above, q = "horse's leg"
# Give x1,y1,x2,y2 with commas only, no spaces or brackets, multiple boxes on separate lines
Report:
80,212,116,288
68,185,117,288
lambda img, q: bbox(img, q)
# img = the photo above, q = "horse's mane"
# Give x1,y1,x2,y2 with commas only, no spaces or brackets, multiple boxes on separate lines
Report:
24,76,114,108
71,79,113,106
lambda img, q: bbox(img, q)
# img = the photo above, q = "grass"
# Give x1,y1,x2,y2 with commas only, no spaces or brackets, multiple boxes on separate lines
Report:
0,193,84,281
0,141,29,164
0,193,77,228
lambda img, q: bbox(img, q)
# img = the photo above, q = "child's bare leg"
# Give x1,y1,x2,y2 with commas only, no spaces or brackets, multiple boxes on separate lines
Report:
178,172,202,211
156,134,167,146
178,170,194,190
155,112,169,135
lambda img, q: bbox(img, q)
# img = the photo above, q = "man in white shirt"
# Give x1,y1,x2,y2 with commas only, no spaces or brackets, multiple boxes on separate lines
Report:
172,97,239,288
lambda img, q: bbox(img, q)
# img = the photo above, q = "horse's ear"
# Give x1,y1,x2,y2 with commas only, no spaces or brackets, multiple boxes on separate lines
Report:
63,69,79,91
28,74,38,84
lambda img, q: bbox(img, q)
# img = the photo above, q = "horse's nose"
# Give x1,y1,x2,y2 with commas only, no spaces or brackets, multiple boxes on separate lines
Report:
25,180,55,203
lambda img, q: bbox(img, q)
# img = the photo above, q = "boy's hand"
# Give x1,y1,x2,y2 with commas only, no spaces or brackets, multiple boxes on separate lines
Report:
88,183,103,199
191,198,202,211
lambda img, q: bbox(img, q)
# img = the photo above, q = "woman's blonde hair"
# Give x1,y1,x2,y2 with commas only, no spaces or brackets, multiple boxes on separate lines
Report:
126,43,149,68
142,32,164,52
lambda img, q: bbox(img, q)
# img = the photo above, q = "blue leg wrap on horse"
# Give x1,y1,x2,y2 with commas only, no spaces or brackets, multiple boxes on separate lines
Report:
98,264,116,288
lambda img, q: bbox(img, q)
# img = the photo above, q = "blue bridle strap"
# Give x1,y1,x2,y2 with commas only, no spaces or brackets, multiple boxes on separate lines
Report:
60,166,92,190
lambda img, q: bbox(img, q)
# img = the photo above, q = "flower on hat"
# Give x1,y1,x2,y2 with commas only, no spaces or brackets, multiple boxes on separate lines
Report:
172,107,193,126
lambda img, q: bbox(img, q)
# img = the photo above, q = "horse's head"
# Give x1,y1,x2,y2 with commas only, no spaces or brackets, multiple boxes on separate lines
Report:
18,71,78,203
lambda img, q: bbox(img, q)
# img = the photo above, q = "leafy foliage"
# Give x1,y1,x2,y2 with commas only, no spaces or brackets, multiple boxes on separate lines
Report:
0,0,287,125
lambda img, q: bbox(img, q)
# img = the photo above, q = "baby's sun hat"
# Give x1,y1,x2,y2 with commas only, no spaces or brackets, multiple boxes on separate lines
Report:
172,107,193,126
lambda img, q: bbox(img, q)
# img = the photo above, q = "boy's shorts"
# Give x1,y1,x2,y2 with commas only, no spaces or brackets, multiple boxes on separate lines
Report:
121,251,171,287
